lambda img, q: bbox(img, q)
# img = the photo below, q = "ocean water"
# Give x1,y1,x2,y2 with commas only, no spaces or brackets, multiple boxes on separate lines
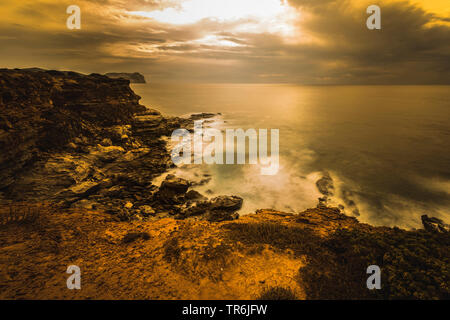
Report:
131,83,450,229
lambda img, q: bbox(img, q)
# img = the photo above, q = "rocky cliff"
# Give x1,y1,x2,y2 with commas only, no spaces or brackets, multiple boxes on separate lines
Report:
0,69,242,222
0,69,145,190
0,69,448,300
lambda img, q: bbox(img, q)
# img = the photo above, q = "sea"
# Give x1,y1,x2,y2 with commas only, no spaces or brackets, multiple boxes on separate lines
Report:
131,83,450,229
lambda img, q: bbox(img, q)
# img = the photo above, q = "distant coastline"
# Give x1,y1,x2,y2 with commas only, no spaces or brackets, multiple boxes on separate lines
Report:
105,72,146,83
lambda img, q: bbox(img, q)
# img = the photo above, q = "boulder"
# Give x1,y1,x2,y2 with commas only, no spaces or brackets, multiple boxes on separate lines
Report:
316,172,334,197
185,190,207,201
67,142,77,150
94,145,125,163
189,113,219,120
139,205,155,216
71,199,98,210
208,210,240,222
206,195,243,222
157,175,190,204
160,175,190,193
182,195,243,222
69,181,101,196
209,195,243,211
421,215,449,233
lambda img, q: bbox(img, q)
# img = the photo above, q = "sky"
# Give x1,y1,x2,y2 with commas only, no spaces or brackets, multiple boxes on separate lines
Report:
0,0,449,84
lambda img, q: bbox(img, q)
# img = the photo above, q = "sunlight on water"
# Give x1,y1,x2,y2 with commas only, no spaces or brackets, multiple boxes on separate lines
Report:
133,83,450,229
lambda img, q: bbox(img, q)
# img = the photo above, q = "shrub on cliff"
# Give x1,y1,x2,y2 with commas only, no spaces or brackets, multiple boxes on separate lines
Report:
301,228,450,300
257,286,298,300
223,221,449,299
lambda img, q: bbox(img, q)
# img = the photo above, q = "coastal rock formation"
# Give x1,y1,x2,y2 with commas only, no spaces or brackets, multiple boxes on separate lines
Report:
421,215,450,233
157,174,191,204
0,69,236,222
150,174,242,222
315,172,360,216
180,195,243,222
0,68,448,300
316,172,334,206
132,109,194,142
105,72,146,83
0,69,145,192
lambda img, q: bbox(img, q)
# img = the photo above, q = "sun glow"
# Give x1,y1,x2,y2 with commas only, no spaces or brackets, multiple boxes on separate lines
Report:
129,0,298,36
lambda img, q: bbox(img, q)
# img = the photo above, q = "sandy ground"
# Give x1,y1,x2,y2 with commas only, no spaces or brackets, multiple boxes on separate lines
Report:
0,207,318,299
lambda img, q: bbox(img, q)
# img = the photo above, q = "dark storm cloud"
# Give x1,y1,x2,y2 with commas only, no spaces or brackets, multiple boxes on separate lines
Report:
0,0,449,83
283,0,450,84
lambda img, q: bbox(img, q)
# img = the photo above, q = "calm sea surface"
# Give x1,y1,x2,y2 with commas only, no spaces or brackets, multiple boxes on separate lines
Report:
132,83,450,228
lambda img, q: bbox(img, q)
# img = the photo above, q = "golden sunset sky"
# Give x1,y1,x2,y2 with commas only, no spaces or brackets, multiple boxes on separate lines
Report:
0,0,449,84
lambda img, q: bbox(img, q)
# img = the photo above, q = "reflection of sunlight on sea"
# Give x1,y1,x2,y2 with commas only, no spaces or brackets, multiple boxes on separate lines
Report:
135,83,450,229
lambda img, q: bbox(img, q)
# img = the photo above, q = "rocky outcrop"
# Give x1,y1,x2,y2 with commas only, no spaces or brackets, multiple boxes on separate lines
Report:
421,215,450,233
180,195,243,222
316,172,334,206
0,69,145,192
156,175,191,205
0,68,239,222
105,72,146,83
150,174,242,222
132,109,208,143
315,172,360,216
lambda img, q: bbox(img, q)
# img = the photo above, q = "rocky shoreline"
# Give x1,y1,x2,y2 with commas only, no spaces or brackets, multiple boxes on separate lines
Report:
0,68,243,223
0,68,448,300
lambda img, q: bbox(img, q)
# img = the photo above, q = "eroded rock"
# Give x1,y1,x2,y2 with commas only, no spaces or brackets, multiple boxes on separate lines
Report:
181,195,243,222
0,68,240,223
421,215,450,233
157,175,190,204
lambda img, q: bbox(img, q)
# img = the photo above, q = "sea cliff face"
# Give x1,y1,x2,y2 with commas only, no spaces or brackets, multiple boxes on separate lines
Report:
0,69,242,222
0,69,145,191
0,69,448,300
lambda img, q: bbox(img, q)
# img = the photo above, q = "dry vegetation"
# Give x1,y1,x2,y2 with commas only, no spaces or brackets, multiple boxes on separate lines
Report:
256,286,298,300
222,218,450,299
0,204,448,300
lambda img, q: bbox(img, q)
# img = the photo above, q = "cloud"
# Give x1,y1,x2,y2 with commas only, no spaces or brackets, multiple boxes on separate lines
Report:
0,0,448,84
